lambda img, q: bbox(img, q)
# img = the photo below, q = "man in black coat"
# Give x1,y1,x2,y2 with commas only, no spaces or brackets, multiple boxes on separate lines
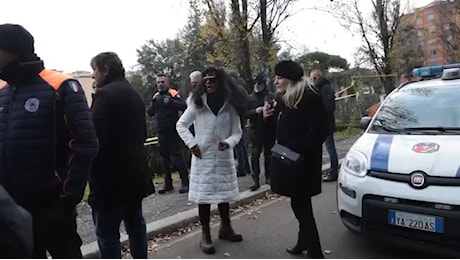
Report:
246,74,276,191
147,74,189,194
90,52,155,259
310,69,339,182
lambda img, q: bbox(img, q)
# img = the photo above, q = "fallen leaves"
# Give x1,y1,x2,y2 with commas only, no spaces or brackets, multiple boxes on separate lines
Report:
124,191,281,258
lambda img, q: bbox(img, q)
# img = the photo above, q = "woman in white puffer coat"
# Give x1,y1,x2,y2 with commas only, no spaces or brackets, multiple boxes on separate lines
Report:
176,66,248,255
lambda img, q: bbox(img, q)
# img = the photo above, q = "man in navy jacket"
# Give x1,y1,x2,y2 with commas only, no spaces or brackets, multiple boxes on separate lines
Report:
0,24,99,258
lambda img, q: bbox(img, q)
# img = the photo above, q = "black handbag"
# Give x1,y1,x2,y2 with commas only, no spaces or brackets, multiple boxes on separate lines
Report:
269,112,303,197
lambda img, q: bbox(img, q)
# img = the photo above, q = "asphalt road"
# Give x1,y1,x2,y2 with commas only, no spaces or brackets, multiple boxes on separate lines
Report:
77,136,361,245
149,181,453,259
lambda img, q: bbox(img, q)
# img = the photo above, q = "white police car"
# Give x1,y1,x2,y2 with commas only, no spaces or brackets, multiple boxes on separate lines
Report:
337,63,460,255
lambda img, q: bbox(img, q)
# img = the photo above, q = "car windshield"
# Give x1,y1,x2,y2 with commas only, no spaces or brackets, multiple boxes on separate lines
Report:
370,84,460,135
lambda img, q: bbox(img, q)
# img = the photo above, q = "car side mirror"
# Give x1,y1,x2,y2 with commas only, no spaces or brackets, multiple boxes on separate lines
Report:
359,116,372,130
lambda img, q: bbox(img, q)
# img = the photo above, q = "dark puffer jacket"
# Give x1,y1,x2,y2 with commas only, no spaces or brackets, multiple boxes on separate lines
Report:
147,88,187,135
0,58,99,209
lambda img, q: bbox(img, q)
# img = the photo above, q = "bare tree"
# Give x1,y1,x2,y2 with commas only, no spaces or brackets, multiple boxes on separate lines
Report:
259,0,297,74
391,22,424,76
330,0,404,94
433,0,460,62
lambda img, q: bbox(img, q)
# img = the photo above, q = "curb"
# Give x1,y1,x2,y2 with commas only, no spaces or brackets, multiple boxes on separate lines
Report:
82,158,344,258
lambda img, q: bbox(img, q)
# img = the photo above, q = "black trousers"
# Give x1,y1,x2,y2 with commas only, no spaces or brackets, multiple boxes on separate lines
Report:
290,196,323,257
30,201,83,259
158,133,189,187
250,138,275,182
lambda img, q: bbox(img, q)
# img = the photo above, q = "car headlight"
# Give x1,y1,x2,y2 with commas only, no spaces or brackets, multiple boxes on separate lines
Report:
343,151,368,177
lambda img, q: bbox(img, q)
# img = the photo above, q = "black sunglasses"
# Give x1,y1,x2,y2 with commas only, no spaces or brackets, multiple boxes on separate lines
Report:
205,78,217,83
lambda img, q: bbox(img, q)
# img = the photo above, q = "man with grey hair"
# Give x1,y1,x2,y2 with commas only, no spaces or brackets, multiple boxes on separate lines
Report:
189,70,202,90
187,71,202,136
310,69,338,182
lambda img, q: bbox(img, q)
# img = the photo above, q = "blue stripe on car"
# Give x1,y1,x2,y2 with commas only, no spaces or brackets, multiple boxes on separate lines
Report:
370,135,394,172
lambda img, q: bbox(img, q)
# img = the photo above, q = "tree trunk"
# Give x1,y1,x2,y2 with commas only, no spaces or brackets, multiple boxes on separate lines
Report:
241,0,253,89
231,0,253,91
260,0,270,67
259,0,274,90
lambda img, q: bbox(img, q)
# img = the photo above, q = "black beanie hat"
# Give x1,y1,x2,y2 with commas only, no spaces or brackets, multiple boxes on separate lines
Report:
0,24,35,56
254,73,266,85
274,60,304,82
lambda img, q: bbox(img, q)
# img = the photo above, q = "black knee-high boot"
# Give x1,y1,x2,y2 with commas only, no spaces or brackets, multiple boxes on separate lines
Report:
198,204,215,254
218,203,243,242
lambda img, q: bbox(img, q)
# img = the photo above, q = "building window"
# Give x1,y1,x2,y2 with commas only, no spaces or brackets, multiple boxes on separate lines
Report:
416,18,423,24
428,38,436,44
431,49,437,56
427,13,435,20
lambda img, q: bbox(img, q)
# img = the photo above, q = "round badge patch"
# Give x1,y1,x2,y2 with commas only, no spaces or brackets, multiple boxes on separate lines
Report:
24,98,40,112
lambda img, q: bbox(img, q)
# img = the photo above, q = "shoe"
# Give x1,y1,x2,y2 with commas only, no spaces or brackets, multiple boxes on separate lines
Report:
286,244,306,255
218,222,243,242
249,182,260,192
322,173,338,182
307,252,325,259
200,226,215,254
178,185,189,193
158,186,174,194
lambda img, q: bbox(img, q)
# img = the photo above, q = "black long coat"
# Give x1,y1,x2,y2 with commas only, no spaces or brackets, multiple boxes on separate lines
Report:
265,85,329,197
90,77,155,209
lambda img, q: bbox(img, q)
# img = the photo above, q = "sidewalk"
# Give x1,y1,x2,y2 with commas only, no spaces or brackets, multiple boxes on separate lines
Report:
79,135,360,258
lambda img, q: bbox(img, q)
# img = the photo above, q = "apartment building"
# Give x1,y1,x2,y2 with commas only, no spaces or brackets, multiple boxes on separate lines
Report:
402,1,459,66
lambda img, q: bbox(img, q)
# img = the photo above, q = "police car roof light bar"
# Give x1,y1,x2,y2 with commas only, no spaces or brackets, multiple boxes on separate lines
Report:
412,63,460,78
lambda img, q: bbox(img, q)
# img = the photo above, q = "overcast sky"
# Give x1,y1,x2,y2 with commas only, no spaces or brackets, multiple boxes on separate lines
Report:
1,0,433,73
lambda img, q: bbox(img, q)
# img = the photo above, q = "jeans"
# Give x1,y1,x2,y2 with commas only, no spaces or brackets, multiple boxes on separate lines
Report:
234,135,250,171
92,199,147,259
324,133,339,176
251,138,275,182
31,201,83,258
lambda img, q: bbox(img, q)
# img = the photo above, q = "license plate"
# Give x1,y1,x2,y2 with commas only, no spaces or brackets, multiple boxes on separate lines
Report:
388,210,444,233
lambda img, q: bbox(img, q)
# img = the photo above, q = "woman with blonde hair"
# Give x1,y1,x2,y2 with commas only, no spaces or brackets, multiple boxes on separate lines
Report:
263,60,330,258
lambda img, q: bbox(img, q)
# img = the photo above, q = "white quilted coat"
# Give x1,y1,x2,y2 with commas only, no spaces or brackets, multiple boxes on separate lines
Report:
176,94,242,204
